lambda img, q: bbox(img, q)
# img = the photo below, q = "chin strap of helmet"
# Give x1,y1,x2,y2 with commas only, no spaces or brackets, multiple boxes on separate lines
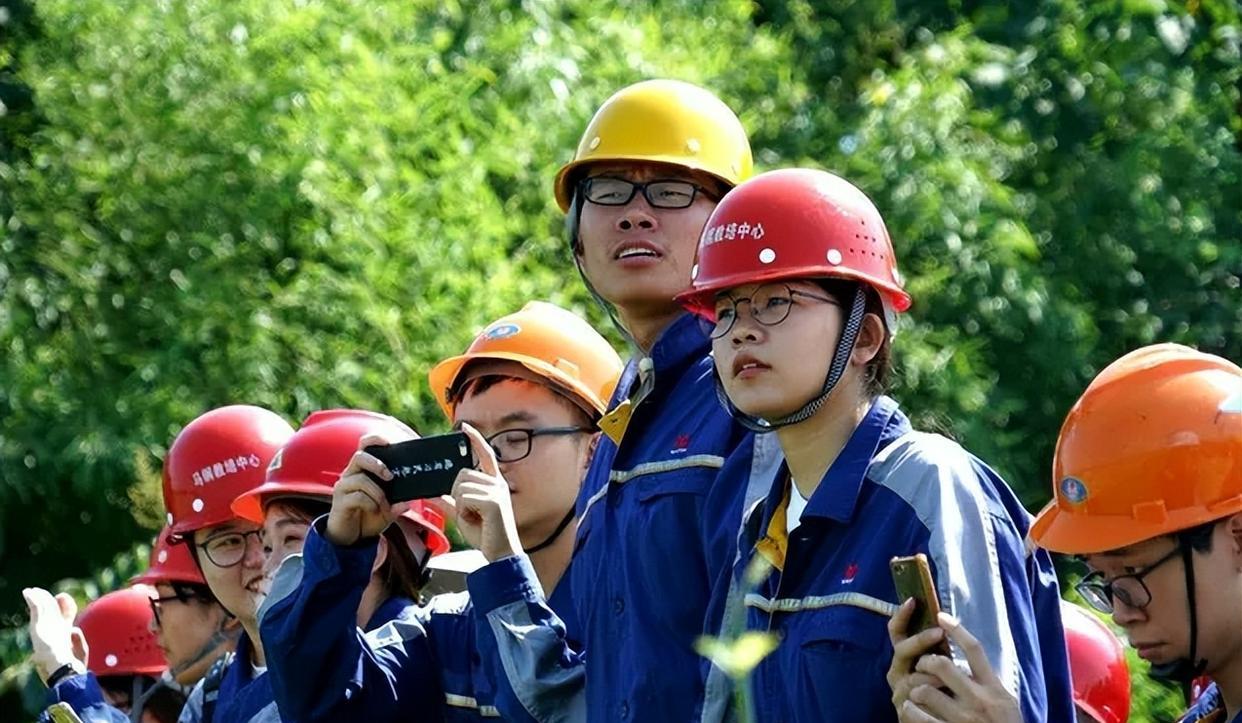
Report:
1150,527,1210,684
715,284,867,433
524,507,576,555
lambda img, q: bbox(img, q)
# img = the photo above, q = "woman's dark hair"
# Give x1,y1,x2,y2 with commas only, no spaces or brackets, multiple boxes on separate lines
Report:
815,278,893,398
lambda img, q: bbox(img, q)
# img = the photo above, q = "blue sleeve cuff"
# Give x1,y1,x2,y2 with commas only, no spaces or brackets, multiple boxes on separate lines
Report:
467,554,544,613
304,515,379,588
44,672,128,723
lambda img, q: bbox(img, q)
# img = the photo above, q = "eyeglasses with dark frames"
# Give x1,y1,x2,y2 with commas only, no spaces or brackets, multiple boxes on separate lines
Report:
709,282,840,340
485,427,593,463
1076,545,1183,614
579,176,714,209
200,529,263,569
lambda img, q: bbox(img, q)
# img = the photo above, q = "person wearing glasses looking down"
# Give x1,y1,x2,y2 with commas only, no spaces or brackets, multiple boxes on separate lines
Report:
259,301,622,722
889,344,1242,723
675,168,1073,722
457,79,758,723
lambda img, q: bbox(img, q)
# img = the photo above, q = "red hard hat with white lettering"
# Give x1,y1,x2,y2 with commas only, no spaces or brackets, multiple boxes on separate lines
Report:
1061,601,1130,723
131,526,206,586
163,405,295,539
77,587,168,677
676,168,911,319
230,409,451,556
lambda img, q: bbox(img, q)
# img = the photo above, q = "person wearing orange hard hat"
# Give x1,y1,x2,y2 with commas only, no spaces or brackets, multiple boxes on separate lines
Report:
1030,344,1241,723
669,167,1071,722
260,301,622,722
131,527,238,689
885,344,1239,722
456,79,758,723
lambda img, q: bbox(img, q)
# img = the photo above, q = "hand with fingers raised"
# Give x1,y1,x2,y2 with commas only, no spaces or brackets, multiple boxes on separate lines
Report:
449,424,522,563
326,432,417,547
887,606,1023,723
23,587,88,684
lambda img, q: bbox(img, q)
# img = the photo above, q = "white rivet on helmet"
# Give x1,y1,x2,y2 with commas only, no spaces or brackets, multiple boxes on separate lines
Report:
589,136,601,150
759,248,776,264
685,138,701,154
166,513,174,526
105,654,118,667
691,264,699,279
827,249,843,265
192,498,204,513
157,550,168,564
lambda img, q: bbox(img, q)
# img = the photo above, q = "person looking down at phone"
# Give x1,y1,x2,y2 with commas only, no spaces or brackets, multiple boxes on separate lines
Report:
1029,345,1238,723
259,301,622,722
674,169,1074,722
27,586,186,723
888,346,1240,723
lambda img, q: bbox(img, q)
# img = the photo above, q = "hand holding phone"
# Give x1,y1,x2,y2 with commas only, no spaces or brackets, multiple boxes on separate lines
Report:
363,432,474,503
889,554,951,657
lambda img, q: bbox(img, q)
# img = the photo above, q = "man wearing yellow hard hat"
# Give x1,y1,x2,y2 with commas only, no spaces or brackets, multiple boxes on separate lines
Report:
466,79,758,722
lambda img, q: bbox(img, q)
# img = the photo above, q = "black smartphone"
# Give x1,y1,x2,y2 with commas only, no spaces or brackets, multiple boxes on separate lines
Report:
364,432,474,503
890,553,951,656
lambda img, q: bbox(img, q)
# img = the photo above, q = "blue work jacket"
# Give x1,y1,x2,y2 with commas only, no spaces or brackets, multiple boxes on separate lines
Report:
260,521,580,722
699,396,1075,723
469,313,751,722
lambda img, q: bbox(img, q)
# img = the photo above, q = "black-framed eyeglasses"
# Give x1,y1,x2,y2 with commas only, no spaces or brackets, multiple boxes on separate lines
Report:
579,176,714,209
200,529,263,569
485,427,592,463
709,282,840,340
1076,545,1183,614
148,590,192,627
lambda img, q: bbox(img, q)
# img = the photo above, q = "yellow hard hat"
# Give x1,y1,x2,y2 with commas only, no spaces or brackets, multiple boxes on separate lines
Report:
553,79,753,212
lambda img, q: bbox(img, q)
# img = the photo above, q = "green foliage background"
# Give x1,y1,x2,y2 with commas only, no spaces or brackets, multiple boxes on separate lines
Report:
1,0,1238,718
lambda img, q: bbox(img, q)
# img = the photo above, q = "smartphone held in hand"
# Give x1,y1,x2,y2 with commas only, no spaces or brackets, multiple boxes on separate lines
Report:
364,432,474,502
890,553,951,656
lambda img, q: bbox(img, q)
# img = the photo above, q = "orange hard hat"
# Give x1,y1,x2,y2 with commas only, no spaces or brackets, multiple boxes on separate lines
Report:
1061,601,1130,723
428,301,623,420
131,526,206,587
77,587,167,677
1032,344,1242,554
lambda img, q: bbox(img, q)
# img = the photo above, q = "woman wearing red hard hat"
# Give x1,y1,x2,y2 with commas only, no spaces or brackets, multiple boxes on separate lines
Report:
674,168,1074,722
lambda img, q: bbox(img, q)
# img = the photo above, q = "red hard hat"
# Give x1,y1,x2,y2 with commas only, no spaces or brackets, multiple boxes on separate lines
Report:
131,526,206,586
398,499,452,558
230,409,451,557
76,587,167,677
676,168,911,319
163,405,294,539
1062,601,1131,723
